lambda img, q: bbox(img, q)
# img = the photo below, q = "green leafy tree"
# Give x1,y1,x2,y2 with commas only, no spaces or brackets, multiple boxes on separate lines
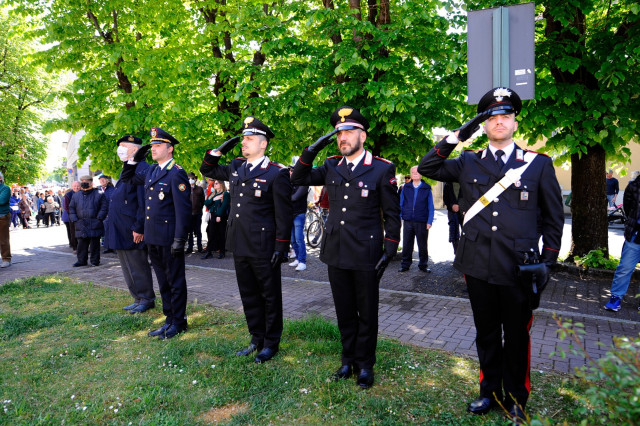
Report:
464,0,640,257
0,10,54,185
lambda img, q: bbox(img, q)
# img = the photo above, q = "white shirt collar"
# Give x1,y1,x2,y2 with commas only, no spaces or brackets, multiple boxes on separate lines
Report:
246,156,266,172
488,142,515,163
158,158,173,170
346,150,366,169
412,181,421,188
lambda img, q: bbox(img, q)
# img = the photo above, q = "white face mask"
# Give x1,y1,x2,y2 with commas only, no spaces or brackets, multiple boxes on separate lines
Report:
117,146,130,161
189,179,195,185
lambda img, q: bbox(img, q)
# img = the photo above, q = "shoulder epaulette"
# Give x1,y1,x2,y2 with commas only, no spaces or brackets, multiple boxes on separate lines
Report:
462,148,477,152
525,149,549,157
175,164,183,170
373,156,392,164
327,155,343,160
235,157,248,162
270,162,285,169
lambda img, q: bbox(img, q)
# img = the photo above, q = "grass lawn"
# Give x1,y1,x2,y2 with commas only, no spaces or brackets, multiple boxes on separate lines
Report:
0,275,586,425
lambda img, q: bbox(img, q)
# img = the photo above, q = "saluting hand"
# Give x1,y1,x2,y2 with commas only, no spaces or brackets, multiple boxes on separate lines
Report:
214,135,241,156
132,144,152,162
308,129,339,153
454,111,490,142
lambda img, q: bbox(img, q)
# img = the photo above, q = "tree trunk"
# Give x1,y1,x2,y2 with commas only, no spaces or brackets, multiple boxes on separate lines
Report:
568,144,609,258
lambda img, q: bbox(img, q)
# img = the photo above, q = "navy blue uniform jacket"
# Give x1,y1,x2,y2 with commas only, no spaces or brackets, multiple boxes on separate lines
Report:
105,161,150,250
119,159,192,247
291,149,401,272
418,138,564,286
69,189,108,238
200,153,293,258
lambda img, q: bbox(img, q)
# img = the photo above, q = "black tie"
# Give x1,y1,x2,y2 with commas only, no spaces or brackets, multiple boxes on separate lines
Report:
246,162,253,172
150,166,159,182
347,163,354,175
495,150,505,170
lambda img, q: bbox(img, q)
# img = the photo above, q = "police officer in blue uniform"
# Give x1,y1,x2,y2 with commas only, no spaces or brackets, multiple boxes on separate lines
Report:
200,116,292,363
119,127,192,339
291,106,401,389
105,135,155,314
418,88,564,422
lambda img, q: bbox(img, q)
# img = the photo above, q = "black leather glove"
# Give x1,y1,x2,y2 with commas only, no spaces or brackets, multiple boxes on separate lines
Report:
171,238,186,257
271,251,285,269
132,144,152,162
517,263,551,310
214,135,241,156
455,111,490,142
374,252,393,281
308,129,339,153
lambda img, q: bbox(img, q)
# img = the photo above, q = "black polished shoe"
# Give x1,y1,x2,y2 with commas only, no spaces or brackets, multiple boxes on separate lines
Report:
505,404,526,425
103,249,115,254
217,252,225,259
467,397,499,415
331,365,353,381
123,303,139,311
130,303,155,314
255,347,278,363
357,369,374,389
398,266,410,272
72,262,87,267
236,343,260,356
158,324,187,340
91,262,100,267
419,267,432,273
148,323,171,337
201,252,213,259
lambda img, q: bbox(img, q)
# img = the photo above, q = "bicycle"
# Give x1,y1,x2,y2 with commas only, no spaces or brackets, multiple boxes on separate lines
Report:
305,204,325,248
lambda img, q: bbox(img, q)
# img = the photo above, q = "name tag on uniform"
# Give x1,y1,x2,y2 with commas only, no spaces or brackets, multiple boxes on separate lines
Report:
361,189,369,197
520,190,529,201
255,190,262,197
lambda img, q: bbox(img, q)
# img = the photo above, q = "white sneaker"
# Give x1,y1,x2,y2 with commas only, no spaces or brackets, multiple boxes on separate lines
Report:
289,250,296,259
1,261,10,268
288,260,299,267
295,263,307,271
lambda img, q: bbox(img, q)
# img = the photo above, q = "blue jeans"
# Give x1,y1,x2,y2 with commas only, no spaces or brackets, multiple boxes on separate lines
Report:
291,213,306,264
610,239,640,298
607,194,616,208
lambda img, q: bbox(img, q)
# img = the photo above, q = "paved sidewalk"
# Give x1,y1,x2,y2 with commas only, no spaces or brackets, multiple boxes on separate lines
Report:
3,245,638,375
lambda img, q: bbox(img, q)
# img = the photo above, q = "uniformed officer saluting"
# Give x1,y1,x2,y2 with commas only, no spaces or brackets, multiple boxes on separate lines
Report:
419,88,564,422
119,127,192,339
291,106,401,389
200,116,292,363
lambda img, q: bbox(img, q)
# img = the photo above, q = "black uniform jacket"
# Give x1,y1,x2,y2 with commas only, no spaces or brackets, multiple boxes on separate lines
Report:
105,161,150,251
291,149,401,272
200,153,293,258
119,159,192,247
419,138,564,286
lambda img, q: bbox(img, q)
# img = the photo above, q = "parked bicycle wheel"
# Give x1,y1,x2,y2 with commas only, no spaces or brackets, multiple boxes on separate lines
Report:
306,219,323,248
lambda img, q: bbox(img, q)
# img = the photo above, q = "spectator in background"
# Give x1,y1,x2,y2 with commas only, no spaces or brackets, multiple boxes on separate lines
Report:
43,196,59,227
397,175,411,196
398,166,434,273
202,180,229,259
10,191,21,228
61,188,73,244
443,181,462,254
605,170,640,312
98,175,116,253
606,169,619,208
35,192,45,227
18,194,31,229
65,182,80,252
69,175,108,267
0,171,11,268
186,172,205,254
288,167,308,271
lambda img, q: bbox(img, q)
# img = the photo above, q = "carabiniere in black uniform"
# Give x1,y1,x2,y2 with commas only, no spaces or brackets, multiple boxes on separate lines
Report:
419,88,564,421
200,116,293,363
291,106,401,389
119,127,192,340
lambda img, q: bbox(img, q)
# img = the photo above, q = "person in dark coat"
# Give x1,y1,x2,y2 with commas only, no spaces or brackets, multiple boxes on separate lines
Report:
119,127,192,340
291,106,402,389
186,172,206,253
98,175,116,253
18,194,31,229
418,87,564,422
202,180,230,259
69,175,108,267
105,135,155,314
443,181,463,254
200,116,293,363
64,182,80,252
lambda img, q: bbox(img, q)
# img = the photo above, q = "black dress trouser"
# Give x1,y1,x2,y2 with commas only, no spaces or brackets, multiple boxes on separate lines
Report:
465,274,533,408
206,217,227,253
148,244,188,328
76,237,100,265
234,256,283,349
328,266,379,370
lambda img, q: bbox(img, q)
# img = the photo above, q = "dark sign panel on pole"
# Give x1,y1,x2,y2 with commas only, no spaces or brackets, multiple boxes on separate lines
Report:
467,2,535,105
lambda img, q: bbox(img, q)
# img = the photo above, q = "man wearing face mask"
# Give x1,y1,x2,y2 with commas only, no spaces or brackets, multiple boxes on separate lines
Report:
69,175,108,267
105,135,155,314
200,116,292,363
119,127,192,340
186,172,205,254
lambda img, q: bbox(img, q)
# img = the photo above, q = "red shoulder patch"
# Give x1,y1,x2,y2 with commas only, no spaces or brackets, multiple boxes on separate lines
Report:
525,149,549,157
390,177,398,185
235,157,248,162
374,156,392,164
327,155,343,159
462,148,477,152
270,162,285,168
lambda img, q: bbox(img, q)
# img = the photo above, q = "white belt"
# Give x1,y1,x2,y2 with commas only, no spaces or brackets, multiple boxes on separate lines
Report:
463,152,538,226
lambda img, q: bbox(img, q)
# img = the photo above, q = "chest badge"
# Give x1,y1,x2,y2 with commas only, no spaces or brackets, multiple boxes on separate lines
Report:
514,180,521,188
358,181,364,187
520,190,529,201
158,192,165,201
253,183,258,187
255,190,262,197
361,189,369,197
